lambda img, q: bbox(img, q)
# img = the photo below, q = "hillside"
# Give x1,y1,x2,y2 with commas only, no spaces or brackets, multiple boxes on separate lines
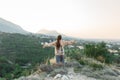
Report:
0,32,120,80
0,32,54,79
14,41,120,80
0,18,28,34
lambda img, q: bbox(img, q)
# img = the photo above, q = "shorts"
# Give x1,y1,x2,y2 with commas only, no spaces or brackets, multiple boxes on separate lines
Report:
56,55,64,64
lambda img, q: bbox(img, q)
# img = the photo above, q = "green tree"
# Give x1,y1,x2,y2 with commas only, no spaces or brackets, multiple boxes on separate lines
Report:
84,42,114,64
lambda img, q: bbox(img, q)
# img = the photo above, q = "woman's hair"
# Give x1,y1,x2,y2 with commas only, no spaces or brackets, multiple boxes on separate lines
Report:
56,35,62,50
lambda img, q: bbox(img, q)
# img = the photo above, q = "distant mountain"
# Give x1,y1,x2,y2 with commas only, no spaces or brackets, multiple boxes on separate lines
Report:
37,29,66,37
0,18,28,34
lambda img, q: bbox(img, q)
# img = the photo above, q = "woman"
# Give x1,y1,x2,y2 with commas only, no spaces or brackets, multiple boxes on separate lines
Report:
43,35,75,65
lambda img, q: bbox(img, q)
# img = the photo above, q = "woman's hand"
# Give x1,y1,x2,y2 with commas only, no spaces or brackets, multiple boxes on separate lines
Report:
71,40,77,44
43,44,46,48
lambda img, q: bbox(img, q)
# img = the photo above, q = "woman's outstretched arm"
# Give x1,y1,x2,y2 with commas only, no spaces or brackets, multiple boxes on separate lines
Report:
43,41,56,48
63,40,76,46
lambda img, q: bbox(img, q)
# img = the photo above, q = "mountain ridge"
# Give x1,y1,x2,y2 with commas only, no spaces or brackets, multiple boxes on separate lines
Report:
0,18,29,34
37,29,66,37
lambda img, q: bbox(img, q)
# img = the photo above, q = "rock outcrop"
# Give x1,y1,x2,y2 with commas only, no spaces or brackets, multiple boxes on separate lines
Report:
15,61,120,80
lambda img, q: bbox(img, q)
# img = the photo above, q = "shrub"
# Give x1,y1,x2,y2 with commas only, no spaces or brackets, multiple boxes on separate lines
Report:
78,58,89,65
89,62,103,70
78,57,104,70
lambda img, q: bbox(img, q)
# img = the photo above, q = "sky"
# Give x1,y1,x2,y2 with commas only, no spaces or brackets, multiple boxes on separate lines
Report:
0,0,120,39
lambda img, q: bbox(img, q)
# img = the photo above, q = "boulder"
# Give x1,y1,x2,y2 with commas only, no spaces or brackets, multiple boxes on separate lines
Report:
50,68,68,77
39,64,53,73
